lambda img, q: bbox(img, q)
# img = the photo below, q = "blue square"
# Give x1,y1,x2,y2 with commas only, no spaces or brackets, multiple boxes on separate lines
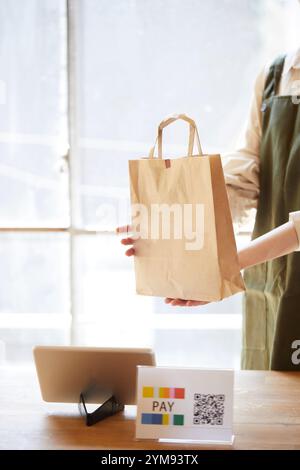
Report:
141,413,163,425
141,413,153,424
152,414,163,425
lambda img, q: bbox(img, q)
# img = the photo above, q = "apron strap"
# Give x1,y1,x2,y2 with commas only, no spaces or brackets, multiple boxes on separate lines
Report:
262,54,286,102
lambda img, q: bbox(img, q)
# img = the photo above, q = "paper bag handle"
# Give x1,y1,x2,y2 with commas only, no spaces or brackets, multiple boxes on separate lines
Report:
148,113,203,159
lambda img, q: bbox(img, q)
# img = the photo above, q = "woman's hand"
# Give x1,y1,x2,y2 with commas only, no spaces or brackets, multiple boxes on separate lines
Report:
116,225,136,256
116,224,210,307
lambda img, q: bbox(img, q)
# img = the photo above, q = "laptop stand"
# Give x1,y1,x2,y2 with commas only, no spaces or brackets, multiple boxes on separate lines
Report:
79,392,124,426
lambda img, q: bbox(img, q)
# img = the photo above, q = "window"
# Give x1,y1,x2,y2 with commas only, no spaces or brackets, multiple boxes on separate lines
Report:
0,0,299,367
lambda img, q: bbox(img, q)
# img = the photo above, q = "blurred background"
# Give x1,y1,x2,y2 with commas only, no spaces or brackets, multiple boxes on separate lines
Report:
0,0,300,368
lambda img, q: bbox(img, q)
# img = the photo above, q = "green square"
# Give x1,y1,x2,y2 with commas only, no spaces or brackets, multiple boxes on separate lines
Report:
173,414,184,426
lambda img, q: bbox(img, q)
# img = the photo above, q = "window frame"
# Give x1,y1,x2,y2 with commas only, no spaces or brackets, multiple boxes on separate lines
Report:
0,0,256,347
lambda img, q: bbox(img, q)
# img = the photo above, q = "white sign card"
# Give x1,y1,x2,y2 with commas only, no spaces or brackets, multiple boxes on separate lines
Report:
136,366,234,444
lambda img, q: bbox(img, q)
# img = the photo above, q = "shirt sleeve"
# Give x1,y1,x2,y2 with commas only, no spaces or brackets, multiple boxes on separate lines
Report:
222,67,266,224
289,211,300,252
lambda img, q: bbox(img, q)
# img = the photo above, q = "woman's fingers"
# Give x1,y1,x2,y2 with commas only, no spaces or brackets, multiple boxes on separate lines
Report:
171,299,188,306
116,226,137,256
164,298,209,307
125,247,135,256
121,237,135,246
186,300,208,307
165,298,187,306
117,226,138,256
116,225,132,234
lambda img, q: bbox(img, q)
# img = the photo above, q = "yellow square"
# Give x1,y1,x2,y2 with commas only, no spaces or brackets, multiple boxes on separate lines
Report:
143,386,154,398
162,414,169,425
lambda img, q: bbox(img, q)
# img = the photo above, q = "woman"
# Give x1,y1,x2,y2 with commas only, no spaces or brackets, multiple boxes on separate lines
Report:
118,49,300,371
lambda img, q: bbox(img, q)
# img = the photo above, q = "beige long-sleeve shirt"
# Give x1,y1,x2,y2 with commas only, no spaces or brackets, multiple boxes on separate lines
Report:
223,48,300,250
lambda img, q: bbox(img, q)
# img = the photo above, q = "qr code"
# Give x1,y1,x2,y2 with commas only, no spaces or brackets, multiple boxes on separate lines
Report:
193,393,225,425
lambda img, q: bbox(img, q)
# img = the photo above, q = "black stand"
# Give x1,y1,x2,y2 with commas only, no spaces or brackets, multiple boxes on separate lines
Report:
79,392,124,426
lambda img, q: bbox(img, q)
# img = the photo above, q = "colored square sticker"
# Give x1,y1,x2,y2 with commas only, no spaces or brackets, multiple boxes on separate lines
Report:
159,387,170,398
174,388,185,399
173,414,184,426
162,414,169,425
143,387,154,398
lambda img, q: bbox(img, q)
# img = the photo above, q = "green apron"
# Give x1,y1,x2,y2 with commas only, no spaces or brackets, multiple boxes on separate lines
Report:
242,55,300,370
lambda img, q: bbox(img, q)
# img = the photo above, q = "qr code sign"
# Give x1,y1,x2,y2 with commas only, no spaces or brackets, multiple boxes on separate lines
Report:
193,394,225,425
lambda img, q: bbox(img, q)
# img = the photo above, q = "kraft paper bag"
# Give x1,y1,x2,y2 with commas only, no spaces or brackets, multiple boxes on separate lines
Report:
128,113,245,301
